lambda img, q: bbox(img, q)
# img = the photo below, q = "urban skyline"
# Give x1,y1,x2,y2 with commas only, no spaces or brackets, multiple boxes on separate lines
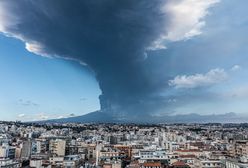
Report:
0,121,248,167
0,0,248,122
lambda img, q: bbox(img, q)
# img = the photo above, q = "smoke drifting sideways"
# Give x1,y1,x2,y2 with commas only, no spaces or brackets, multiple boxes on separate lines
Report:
0,0,218,118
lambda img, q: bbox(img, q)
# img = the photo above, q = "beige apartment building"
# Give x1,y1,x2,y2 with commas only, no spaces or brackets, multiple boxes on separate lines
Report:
49,139,66,156
234,141,248,156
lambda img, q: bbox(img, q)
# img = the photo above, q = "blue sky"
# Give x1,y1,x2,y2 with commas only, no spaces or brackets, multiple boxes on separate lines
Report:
1,0,248,121
0,35,100,121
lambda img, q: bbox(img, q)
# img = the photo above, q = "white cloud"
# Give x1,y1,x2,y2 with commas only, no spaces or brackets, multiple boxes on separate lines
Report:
164,0,220,41
169,68,228,89
25,42,52,58
16,112,75,121
57,116,65,119
17,114,25,118
148,0,220,50
32,113,75,121
231,65,241,71
147,39,167,51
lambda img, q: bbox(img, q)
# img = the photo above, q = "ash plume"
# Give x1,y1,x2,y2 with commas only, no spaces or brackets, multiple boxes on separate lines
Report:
0,0,218,118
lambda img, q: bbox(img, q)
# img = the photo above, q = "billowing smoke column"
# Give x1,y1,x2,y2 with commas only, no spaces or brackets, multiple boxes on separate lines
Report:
0,0,219,118
0,0,168,117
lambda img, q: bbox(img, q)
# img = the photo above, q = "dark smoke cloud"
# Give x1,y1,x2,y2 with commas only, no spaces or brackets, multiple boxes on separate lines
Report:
0,0,218,118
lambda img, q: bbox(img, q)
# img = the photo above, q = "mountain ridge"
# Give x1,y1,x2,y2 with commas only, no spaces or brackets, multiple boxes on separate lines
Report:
40,111,246,124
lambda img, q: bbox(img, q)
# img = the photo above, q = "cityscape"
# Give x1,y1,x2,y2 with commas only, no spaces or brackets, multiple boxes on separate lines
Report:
1,122,248,167
1,0,248,167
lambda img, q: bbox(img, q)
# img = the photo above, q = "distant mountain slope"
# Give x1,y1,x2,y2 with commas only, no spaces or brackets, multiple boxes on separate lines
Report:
44,111,116,123
41,111,246,124
154,112,242,123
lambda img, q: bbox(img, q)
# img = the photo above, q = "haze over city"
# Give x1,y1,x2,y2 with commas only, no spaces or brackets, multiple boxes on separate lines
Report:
0,0,248,122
